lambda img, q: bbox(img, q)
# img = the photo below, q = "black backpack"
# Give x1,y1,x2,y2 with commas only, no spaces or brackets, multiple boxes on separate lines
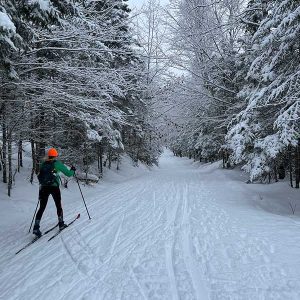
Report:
38,160,57,186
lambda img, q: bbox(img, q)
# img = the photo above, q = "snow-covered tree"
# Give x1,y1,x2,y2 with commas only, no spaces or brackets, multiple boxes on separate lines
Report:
227,0,300,185
1,0,161,196
0,0,77,195
163,0,244,162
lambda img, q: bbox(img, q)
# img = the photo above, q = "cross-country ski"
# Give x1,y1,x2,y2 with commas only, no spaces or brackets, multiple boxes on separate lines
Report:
48,214,80,242
15,223,59,255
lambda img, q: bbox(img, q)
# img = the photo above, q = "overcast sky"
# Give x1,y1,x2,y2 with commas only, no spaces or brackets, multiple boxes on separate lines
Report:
127,0,143,9
127,0,169,9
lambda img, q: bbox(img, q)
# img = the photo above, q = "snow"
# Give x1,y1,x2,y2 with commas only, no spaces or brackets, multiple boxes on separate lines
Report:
0,12,16,33
29,0,51,12
87,129,103,142
76,172,99,182
1,150,300,299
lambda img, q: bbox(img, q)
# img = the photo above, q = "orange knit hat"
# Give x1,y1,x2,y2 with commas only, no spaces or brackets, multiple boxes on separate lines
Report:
48,148,58,157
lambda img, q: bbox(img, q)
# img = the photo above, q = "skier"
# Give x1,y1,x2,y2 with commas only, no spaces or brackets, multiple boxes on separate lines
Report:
33,148,76,237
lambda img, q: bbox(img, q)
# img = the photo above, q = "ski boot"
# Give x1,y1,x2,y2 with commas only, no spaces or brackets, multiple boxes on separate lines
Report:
33,221,42,237
58,221,68,231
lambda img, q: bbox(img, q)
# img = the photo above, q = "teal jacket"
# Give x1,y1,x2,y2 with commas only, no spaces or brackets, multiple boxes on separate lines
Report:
40,159,75,187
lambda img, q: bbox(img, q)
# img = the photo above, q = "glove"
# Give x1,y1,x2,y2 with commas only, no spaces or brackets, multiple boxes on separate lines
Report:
71,165,76,172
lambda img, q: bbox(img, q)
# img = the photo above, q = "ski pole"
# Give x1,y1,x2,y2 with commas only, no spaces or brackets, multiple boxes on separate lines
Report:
75,175,91,220
28,198,40,233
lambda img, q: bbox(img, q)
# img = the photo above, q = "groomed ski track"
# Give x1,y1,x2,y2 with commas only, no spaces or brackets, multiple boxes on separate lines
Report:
1,150,300,299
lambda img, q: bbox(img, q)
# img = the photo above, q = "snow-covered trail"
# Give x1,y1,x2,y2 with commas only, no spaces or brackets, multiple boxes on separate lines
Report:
1,150,300,299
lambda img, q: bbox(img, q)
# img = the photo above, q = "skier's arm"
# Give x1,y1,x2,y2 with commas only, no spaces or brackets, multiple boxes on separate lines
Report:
54,161,75,177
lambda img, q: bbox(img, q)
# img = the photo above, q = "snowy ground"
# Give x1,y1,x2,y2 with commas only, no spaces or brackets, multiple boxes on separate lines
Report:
1,150,300,299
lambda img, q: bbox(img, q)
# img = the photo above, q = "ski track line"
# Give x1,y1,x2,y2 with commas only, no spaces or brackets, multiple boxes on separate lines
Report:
91,181,148,217
86,181,147,213
85,192,154,258
103,216,165,268
80,190,149,249
105,192,162,252
181,183,210,300
60,231,97,278
81,190,142,225
113,206,155,248
165,189,180,300
106,213,125,265
165,240,179,300
171,182,199,300
98,216,166,288
56,237,109,300
130,268,148,300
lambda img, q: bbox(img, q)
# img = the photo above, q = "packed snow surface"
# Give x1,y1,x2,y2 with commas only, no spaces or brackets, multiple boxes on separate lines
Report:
1,150,300,299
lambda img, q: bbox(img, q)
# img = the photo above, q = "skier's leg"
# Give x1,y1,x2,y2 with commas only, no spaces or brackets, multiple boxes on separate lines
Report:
36,186,50,221
51,187,66,229
33,187,50,235
51,187,63,218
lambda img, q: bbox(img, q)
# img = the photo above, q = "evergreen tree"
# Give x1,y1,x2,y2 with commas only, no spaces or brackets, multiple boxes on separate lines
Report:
226,0,270,169
227,0,300,183
0,0,76,195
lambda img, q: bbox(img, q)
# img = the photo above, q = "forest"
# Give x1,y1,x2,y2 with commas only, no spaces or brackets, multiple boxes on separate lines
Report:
1,0,300,196
164,0,300,188
0,0,162,196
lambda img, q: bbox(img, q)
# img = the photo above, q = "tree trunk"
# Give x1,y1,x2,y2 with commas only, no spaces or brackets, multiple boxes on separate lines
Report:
30,139,36,184
0,146,2,172
295,143,300,189
18,139,23,172
117,153,120,171
289,145,293,188
34,142,40,174
278,165,285,180
108,150,112,169
38,111,46,162
83,142,88,173
2,115,7,183
274,165,278,182
7,134,12,196
98,143,103,178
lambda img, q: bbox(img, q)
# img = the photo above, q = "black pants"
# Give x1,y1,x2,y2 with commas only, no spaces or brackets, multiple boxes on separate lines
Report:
36,186,63,221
